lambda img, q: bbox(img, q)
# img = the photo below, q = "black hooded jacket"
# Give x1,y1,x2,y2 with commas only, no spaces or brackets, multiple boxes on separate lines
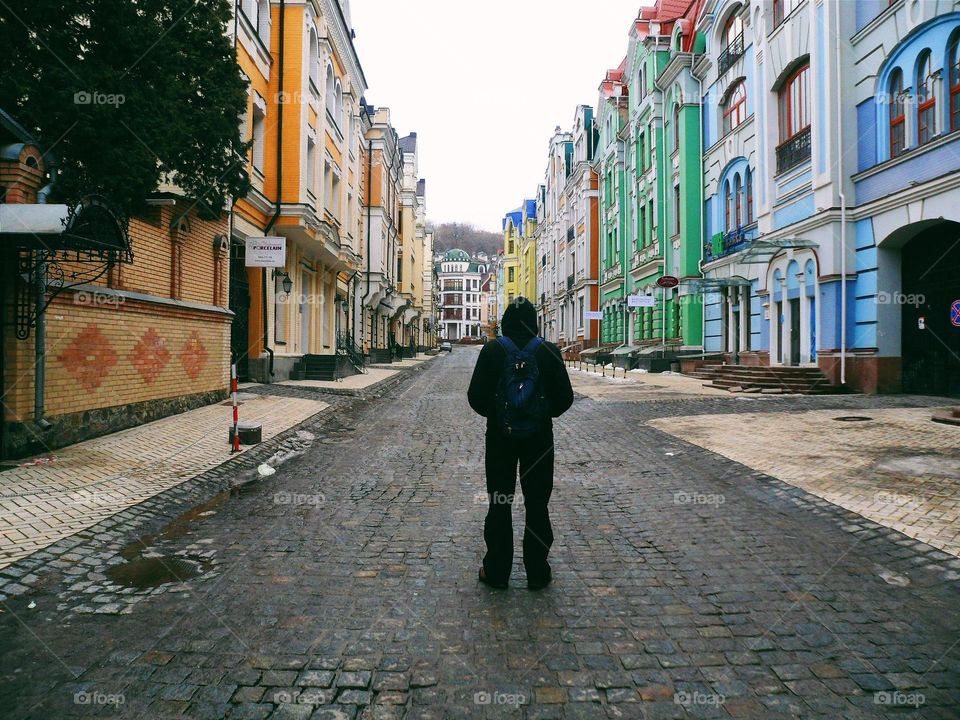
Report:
467,298,574,432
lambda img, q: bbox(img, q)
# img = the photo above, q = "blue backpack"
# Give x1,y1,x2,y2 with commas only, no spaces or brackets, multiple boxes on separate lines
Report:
495,336,549,438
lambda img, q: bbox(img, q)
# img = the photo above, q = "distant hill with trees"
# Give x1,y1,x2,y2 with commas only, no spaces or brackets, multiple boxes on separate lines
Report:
431,222,501,257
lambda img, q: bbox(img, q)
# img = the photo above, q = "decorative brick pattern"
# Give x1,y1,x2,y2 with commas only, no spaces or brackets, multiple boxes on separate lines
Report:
179,330,208,380
55,324,118,391
129,327,170,384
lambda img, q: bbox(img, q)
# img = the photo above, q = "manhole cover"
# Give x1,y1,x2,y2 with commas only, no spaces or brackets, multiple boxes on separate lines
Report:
106,556,205,589
833,416,873,422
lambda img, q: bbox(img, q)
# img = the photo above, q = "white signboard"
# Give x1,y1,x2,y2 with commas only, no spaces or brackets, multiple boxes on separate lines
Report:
245,237,287,267
628,294,656,308
584,310,603,321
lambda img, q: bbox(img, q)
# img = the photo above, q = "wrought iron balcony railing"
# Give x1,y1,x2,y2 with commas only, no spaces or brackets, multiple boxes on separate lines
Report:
776,126,811,174
717,33,744,75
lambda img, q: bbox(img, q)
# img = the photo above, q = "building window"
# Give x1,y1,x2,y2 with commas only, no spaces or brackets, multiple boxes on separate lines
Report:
673,104,681,151
724,180,732,231
916,51,936,146
722,81,747,134
734,174,742,227
308,30,319,88
773,0,801,27
951,34,960,132
257,0,271,48
745,168,753,223
306,137,316,195
508,267,515,282
673,184,681,236
776,63,811,172
889,69,906,158
325,64,335,117
719,13,744,74
252,101,266,172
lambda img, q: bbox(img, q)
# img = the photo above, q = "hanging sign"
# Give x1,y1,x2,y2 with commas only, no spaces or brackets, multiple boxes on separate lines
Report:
657,275,680,289
627,294,656,308
584,310,603,321
951,300,960,327
245,237,287,267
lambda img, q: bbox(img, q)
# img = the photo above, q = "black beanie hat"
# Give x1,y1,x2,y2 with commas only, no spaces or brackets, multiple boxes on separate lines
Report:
501,297,539,342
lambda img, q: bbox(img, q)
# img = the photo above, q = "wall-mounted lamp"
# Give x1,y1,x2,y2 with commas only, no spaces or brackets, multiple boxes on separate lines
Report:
272,269,293,294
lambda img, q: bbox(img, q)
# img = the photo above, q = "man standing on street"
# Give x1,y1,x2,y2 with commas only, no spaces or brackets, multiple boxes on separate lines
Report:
467,297,574,590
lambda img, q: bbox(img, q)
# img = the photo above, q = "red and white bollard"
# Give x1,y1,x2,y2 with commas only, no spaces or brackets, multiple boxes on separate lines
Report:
231,363,240,453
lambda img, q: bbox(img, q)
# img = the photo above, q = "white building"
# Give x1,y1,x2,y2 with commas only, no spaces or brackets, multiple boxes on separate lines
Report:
436,249,487,340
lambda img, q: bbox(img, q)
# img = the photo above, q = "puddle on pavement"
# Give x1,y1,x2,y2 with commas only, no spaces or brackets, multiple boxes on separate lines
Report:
119,491,231,560
875,454,960,479
106,555,210,589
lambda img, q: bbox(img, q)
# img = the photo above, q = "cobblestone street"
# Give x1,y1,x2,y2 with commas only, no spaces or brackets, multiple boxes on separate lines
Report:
1,348,959,719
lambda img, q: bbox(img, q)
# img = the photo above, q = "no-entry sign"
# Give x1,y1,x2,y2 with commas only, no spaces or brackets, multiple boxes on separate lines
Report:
657,275,680,289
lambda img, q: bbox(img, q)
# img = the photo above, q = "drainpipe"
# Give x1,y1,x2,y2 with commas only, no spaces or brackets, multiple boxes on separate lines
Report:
835,0,847,385
361,138,374,348
261,0,285,378
34,163,58,433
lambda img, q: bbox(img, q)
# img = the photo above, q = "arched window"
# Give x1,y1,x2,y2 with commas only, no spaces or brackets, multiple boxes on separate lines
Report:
335,81,343,128
724,13,743,50
745,168,753,223
950,34,960,132
638,66,645,100
308,30,319,88
777,62,811,172
723,81,747,134
916,50,936,145
889,69,906,158
724,180,732,231
733,173,744,228
325,64,335,114
673,104,681,151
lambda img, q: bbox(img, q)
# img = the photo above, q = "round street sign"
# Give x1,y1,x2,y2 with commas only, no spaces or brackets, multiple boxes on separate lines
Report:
951,299,960,327
657,275,680,289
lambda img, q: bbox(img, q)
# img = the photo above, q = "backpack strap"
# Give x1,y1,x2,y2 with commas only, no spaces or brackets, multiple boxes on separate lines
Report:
497,336,519,354
522,336,543,354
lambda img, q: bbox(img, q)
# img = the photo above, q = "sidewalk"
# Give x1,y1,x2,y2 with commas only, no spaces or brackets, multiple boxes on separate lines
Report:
652,405,960,558
568,365,731,400
0,392,328,570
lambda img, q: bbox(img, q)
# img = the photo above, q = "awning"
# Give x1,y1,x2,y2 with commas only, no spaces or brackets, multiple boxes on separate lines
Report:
611,345,640,356
580,346,601,356
0,198,130,256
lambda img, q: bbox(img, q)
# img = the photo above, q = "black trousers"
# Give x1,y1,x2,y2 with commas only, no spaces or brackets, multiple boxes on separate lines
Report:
482,429,554,584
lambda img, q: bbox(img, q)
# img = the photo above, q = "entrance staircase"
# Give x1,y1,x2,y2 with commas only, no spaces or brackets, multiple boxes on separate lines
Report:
300,354,338,381
686,364,840,395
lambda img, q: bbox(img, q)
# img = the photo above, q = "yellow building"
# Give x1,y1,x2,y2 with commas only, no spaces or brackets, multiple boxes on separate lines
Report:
231,0,367,381
502,199,537,307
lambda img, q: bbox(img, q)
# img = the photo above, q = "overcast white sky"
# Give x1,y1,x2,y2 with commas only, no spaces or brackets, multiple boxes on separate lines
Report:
351,0,646,234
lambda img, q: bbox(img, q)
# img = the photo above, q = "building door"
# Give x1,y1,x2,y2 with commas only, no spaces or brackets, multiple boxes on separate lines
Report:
229,241,252,381
774,301,783,364
789,298,801,365
901,222,960,396
300,271,311,354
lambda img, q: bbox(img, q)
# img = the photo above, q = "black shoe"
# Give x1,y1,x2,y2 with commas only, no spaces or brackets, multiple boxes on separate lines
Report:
527,569,552,591
478,567,508,590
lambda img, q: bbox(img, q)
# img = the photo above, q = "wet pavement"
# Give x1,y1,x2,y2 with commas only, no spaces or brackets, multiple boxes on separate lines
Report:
0,348,958,718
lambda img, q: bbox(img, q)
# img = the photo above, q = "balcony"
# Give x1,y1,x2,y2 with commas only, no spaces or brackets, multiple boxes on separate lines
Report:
703,226,752,263
776,127,811,174
717,34,744,75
